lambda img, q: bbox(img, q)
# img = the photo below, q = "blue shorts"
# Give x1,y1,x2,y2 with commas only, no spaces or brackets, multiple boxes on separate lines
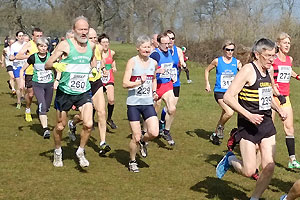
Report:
13,66,22,78
127,105,157,121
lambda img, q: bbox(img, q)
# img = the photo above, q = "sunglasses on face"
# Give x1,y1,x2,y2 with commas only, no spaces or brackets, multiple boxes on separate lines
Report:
225,48,234,52
170,37,175,40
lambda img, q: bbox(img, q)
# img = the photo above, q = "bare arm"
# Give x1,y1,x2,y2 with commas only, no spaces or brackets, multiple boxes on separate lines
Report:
45,40,69,70
123,57,144,89
177,47,186,68
237,60,242,70
15,42,31,60
204,58,218,92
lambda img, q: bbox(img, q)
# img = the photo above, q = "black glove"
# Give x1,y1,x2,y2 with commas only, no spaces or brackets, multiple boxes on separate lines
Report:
278,95,286,105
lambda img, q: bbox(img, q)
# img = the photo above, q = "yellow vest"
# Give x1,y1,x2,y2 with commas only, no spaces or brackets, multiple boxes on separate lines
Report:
89,45,102,82
25,40,39,75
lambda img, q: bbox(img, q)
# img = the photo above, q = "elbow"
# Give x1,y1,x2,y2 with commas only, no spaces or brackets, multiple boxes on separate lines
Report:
122,82,128,89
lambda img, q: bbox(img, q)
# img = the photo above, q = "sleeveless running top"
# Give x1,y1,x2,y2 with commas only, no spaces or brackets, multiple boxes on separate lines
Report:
273,55,292,96
101,49,115,84
58,39,93,95
126,56,156,106
238,62,272,118
214,56,238,93
154,48,173,84
32,53,53,83
170,45,180,87
25,40,39,75
89,45,102,82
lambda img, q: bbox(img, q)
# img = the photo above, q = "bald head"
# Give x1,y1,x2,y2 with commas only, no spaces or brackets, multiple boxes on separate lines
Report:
88,28,98,43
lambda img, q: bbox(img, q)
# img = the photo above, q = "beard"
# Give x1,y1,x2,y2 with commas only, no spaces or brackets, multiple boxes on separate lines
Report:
74,32,88,44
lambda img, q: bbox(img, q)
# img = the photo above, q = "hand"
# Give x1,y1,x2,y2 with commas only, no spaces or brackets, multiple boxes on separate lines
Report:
278,109,287,121
153,93,159,101
53,62,67,72
182,62,186,68
247,113,264,125
140,74,147,83
53,80,59,90
156,68,165,74
205,84,211,92
112,67,117,73
19,78,25,90
102,68,108,76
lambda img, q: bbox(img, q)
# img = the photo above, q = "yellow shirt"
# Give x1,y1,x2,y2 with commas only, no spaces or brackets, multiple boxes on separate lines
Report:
25,40,38,75
89,45,102,82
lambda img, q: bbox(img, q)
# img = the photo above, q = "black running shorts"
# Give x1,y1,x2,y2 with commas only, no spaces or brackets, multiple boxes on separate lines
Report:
25,75,33,88
214,92,224,102
173,86,180,97
127,105,157,121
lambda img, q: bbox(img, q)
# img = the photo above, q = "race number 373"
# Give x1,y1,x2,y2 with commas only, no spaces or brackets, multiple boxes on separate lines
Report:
258,86,272,110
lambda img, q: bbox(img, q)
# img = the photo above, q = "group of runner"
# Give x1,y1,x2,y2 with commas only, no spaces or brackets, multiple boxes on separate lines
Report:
2,15,299,199
205,34,300,199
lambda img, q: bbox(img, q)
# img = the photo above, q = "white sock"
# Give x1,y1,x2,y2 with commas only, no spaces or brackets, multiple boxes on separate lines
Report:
228,155,236,165
25,108,31,113
55,147,62,155
77,146,84,154
100,141,106,146
250,197,259,200
290,155,296,161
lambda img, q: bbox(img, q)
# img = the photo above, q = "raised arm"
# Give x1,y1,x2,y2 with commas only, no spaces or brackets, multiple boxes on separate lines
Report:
15,42,31,60
45,40,69,70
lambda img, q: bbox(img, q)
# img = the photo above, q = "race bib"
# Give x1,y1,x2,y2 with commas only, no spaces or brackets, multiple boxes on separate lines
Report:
37,70,52,83
68,73,88,92
159,63,173,78
170,68,177,83
258,86,272,110
101,70,110,84
277,65,291,83
134,79,152,97
221,74,235,89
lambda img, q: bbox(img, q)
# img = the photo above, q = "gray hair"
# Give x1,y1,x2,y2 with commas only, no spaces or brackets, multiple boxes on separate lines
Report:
72,16,89,29
36,37,49,46
136,35,150,47
65,30,73,39
251,38,276,59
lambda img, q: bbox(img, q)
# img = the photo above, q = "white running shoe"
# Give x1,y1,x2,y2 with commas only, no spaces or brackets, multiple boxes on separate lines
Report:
128,160,139,173
216,125,224,139
76,150,89,168
53,151,63,167
187,80,192,84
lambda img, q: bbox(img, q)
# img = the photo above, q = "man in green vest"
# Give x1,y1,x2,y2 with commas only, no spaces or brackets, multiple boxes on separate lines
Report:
45,16,96,168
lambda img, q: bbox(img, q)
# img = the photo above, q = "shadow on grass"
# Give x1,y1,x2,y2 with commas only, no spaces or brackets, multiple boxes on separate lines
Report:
275,162,299,173
205,153,224,167
108,149,149,169
269,177,293,193
186,128,211,140
190,176,250,199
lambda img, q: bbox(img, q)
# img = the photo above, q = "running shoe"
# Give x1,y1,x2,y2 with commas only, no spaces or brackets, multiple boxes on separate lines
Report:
216,125,224,139
25,113,32,122
288,160,300,169
280,194,287,200
76,150,89,168
128,160,139,173
139,140,148,158
107,119,117,129
216,151,234,179
68,120,76,142
210,133,221,145
99,143,111,156
187,80,193,84
43,130,50,139
227,128,238,151
251,169,259,181
159,120,165,136
162,131,175,146
53,151,63,167
12,89,16,95
16,103,21,110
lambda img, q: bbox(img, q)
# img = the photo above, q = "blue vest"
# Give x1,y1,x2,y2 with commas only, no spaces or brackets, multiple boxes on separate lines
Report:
155,48,173,84
214,56,238,93
170,45,180,87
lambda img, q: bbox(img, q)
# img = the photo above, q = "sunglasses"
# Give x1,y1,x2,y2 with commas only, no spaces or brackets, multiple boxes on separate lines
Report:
170,37,175,40
225,48,234,52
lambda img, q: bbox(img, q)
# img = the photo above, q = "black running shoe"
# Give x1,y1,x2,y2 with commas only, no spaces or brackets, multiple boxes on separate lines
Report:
107,119,117,129
99,143,111,156
210,133,221,145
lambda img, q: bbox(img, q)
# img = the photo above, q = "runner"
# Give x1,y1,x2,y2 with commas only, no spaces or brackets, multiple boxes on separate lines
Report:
216,38,287,199
205,40,242,145
180,46,192,83
45,16,96,168
270,32,300,169
99,33,118,129
20,37,54,139
150,32,176,146
68,28,111,156
2,37,16,94
9,31,26,109
123,35,159,172
159,30,185,134
16,28,43,122
150,33,159,52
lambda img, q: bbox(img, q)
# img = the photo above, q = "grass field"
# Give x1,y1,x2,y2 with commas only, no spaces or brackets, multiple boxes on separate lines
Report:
1,43,300,200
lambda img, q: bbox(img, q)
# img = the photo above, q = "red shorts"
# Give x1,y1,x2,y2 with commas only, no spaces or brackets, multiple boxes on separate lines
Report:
157,81,173,99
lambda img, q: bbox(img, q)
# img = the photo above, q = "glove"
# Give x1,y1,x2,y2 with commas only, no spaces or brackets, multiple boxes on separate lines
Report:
278,95,286,105
53,62,67,72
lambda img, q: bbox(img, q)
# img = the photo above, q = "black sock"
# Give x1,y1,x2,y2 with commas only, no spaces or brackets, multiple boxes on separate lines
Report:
107,103,114,120
186,68,190,80
43,127,49,132
286,137,295,156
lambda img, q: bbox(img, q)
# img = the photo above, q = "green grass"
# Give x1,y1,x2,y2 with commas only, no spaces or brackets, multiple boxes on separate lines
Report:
1,43,300,199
